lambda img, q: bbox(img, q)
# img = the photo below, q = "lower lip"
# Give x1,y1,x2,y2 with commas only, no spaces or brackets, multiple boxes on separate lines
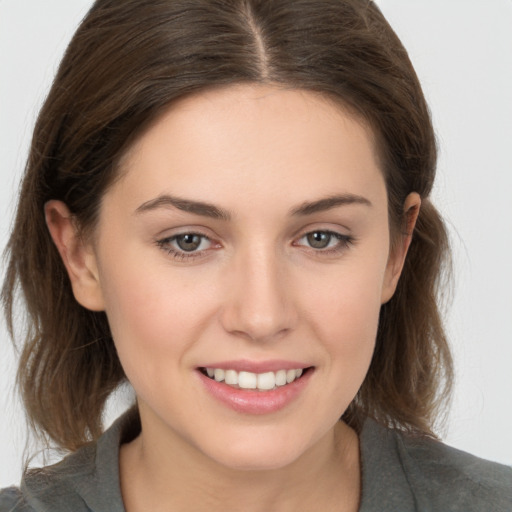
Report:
197,369,313,415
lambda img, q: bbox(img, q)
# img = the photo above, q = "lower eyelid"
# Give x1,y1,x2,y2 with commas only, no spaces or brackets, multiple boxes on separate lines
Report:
155,231,221,261
296,230,352,245
156,230,352,258
156,243,209,262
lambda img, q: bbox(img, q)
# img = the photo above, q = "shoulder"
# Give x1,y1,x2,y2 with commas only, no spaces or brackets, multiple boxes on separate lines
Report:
0,411,136,512
0,487,31,512
396,429,512,510
0,443,98,512
360,418,512,512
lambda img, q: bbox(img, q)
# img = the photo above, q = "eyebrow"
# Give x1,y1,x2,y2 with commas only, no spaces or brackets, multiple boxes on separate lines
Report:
135,192,372,220
135,194,231,221
289,194,372,216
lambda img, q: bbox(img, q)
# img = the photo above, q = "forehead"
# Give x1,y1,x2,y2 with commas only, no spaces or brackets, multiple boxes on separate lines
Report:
111,84,385,215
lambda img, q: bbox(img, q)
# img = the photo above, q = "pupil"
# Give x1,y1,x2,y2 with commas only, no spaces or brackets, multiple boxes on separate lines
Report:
307,232,331,249
177,234,201,251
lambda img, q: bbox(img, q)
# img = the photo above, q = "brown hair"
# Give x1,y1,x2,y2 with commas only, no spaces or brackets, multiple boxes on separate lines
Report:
2,0,452,451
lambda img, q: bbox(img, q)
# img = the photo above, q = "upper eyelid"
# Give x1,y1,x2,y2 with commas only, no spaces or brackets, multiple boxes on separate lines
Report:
155,225,352,246
294,230,352,243
158,232,213,248
163,231,210,240
293,226,351,240
290,220,352,237
156,227,214,242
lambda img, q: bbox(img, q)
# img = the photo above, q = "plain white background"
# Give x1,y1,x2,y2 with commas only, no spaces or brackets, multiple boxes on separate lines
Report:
1,0,511,488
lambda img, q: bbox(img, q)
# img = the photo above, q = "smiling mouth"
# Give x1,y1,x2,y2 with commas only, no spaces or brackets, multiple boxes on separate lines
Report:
199,367,311,391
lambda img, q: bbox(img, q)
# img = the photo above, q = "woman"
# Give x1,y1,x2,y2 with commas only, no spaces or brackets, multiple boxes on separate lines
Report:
1,0,511,511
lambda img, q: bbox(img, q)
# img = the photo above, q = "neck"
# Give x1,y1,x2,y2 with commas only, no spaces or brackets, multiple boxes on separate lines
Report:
120,416,360,512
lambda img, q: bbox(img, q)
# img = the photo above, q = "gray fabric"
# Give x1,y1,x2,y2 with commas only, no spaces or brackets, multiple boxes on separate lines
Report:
359,419,512,511
1,412,511,511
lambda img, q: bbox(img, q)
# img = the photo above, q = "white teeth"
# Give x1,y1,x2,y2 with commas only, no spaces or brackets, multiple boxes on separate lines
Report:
275,369,287,386
257,372,276,390
238,371,257,389
214,368,225,382
224,369,238,385
204,367,306,390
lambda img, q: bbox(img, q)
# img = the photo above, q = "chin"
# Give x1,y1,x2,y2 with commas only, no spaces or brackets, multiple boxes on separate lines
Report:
198,429,315,472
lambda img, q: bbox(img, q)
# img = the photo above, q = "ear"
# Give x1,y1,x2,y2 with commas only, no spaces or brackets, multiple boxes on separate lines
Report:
381,192,421,304
45,200,105,311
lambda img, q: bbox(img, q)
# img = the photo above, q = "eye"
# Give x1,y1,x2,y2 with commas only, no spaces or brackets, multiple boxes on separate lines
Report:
305,231,335,249
295,230,353,252
174,233,208,252
156,232,216,260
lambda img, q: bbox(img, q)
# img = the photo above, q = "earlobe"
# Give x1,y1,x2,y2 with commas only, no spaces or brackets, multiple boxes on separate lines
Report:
381,192,421,304
44,200,105,311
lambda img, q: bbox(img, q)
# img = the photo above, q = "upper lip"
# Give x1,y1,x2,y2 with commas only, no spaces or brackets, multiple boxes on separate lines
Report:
197,359,311,373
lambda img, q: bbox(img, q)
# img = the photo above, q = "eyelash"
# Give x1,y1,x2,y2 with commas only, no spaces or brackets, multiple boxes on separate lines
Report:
294,230,354,255
156,229,354,262
156,232,213,262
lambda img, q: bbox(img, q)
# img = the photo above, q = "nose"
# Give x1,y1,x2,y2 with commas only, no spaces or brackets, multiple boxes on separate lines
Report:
220,245,298,342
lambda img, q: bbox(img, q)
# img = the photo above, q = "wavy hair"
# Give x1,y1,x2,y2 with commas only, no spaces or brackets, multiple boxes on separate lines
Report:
2,0,452,451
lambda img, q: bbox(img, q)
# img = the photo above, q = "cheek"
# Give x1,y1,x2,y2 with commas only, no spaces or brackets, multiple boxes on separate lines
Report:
302,257,386,382
97,256,216,382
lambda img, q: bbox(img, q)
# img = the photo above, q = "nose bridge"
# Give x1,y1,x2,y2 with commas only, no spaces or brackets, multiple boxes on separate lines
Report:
221,241,296,342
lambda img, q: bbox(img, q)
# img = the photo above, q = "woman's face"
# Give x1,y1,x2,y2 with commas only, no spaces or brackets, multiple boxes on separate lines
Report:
84,85,406,470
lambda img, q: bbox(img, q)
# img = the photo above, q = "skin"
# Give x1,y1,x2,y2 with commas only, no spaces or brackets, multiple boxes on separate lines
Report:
46,84,420,512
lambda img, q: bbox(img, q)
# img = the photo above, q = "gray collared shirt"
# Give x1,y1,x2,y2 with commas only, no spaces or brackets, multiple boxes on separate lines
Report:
2,412,511,511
